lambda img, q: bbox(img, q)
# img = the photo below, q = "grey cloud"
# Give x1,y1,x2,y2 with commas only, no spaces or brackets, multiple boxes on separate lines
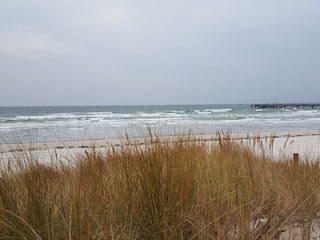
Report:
0,0,320,106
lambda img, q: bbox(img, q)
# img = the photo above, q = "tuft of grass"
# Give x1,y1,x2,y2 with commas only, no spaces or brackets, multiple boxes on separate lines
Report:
0,132,320,239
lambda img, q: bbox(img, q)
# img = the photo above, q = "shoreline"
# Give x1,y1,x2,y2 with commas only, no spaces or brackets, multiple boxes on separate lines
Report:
1,129,320,162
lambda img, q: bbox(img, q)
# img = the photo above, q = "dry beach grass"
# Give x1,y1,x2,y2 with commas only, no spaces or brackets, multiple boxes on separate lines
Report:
0,131,320,239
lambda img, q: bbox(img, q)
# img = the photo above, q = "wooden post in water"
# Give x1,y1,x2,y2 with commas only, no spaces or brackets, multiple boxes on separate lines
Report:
293,153,299,164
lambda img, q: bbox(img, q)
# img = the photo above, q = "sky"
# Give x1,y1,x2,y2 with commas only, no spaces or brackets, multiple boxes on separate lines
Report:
0,1,320,106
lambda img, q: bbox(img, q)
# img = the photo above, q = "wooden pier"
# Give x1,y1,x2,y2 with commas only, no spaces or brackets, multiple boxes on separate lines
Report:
252,103,320,109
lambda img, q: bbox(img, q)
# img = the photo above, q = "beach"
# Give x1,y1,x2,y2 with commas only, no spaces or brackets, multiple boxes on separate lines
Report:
1,129,319,164
2,0,320,236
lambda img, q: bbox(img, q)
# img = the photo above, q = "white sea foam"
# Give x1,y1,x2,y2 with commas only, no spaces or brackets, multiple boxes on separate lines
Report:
1,105,320,143
204,108,232,113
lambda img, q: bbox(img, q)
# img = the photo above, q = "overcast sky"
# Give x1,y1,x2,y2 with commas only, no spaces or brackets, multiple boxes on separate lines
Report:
1,1,319,106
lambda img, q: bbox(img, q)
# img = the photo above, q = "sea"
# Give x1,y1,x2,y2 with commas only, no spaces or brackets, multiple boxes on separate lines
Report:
0,104,320,143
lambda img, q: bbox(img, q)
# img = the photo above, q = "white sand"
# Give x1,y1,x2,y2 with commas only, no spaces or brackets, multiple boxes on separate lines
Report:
231,130,320,160
1,130,320,164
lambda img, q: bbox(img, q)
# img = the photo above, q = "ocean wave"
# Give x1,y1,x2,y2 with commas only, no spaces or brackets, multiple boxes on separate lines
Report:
205,108,232,113
194,109,232,114
1,104,320,143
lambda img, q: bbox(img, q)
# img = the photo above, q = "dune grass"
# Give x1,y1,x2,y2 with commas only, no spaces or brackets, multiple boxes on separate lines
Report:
0,132,320,239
